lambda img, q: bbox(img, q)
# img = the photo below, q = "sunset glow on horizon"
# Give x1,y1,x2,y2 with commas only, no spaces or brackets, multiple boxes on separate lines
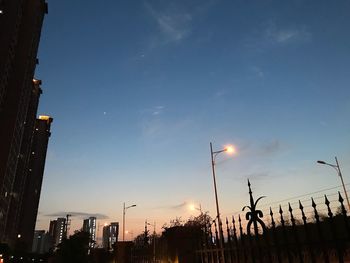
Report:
34,0,350,240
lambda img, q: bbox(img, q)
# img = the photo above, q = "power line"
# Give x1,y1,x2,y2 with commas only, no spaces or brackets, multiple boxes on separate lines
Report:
224,184,348,217
259,183,349,208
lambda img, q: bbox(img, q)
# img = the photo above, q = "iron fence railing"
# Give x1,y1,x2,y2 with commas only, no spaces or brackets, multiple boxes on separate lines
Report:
196,181,350,263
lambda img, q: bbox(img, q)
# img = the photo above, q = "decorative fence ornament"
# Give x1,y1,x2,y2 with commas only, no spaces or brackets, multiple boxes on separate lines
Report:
242,180,266,236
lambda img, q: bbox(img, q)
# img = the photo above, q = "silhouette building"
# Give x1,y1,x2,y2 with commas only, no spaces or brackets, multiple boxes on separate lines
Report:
103,222,119,250
83,217,97,248
32,230,50,254
0,0,49,250
48,218,66,248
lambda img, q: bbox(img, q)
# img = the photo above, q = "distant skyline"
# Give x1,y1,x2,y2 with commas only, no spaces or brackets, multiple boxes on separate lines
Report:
35,0,350,238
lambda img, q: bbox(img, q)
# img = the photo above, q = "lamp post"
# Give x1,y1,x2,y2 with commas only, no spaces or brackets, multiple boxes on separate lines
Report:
123,203,136,241
317,157,350,211
147,221,156,263
210,142,234,263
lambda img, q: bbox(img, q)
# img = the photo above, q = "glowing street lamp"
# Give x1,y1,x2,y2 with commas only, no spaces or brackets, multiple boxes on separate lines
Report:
317,157,350,211
188,203,202,214
210,142,235,263
123,203,136,241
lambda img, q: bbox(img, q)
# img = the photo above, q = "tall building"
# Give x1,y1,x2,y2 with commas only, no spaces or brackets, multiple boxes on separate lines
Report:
0,0,49,250
103,222,119,250
83,217,97,248
32,230,50,254
48,218,66,248
17,116,53,249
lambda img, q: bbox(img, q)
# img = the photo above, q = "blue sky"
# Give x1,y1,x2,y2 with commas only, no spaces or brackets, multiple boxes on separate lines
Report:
35,0,350,239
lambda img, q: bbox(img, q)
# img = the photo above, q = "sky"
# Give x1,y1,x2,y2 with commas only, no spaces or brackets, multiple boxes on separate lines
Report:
35,0,350,241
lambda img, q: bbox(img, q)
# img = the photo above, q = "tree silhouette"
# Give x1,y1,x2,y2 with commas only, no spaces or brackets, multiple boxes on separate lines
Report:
54,230,90,263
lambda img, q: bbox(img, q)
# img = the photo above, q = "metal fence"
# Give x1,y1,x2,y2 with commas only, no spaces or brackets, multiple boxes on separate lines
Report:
196,181,350,263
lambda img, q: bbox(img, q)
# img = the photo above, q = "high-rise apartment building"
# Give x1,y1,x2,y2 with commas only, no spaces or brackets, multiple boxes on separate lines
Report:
48,218,66,248
0,0,49,251
32,230,50,254
83,217,97,248
103,222,119,250
17,116,53,249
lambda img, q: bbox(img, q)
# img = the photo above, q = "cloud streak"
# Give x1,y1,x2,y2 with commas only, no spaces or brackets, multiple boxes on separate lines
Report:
153,201,189,210
259,139,281,155
45,211,109,219
264,24,312,44
145,2,193,45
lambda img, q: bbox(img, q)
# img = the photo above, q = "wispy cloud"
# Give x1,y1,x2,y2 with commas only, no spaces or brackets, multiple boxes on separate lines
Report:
152,105,164,116
264,23,312,44
145,2,193,45
153,201,189,210
252,66,264,78
242,172,270,181
244,22,312,50
45,211,109,219
259,139,281,155
238,139,284,158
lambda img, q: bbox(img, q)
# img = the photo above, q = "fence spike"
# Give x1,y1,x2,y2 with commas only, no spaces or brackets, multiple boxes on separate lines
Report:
279,205,283,215
288,203,295,224
338,191,348,217
338,191,344,203
324,194,330,206
324,195,333,218
299,200,306,224
311,197,317,208
299,200,304,210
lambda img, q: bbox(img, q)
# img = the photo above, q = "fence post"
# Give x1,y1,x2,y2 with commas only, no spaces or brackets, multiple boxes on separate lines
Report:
270,208,282,263
279,205,293,263
232,216,240,263
299,200,316,263
324,195,344,263
338,192,350,239
239,215,248,263
288,203,304,263
311,197,330,263
226,217,233,263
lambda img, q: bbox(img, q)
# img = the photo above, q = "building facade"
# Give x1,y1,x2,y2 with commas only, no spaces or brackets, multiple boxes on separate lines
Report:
17,116,53,250
83,217,97,248
0,0,48,250
32,230,50,254
103,222,119,251
48,218,66,248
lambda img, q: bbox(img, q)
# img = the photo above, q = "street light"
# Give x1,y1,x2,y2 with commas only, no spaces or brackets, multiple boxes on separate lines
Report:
123,203,136,241
317,157,350,211
147,221,156,263
189,203,203,214
210,142,235,263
